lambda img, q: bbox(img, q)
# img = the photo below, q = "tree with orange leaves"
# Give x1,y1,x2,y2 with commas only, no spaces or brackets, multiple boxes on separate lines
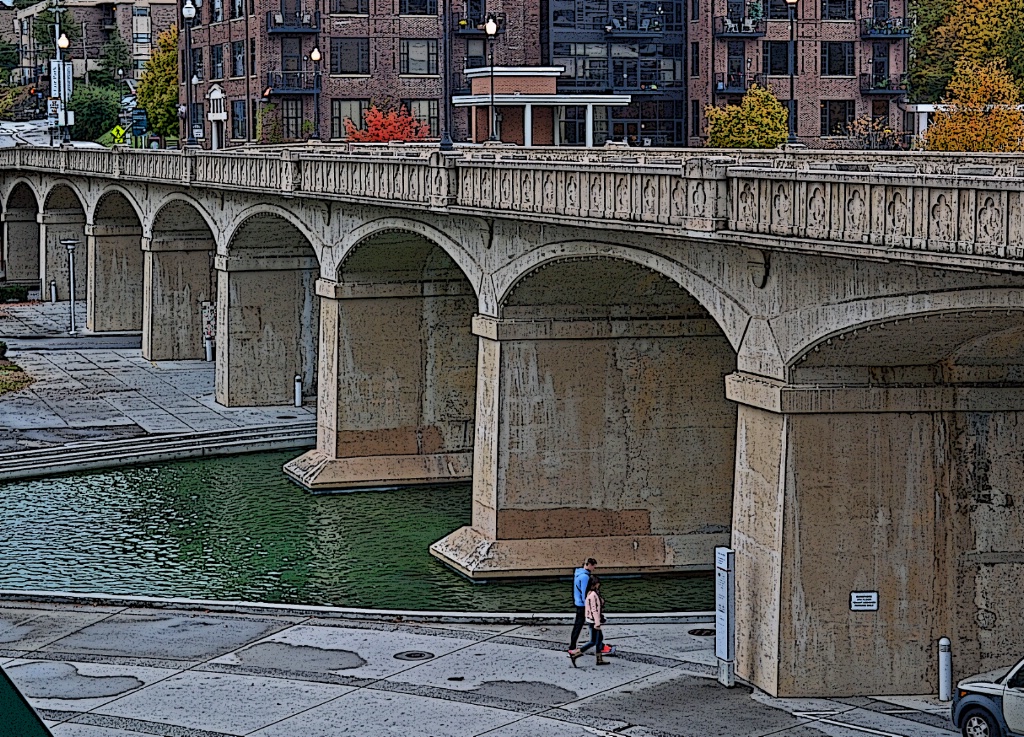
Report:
924,59,1024,152
344,104,431,142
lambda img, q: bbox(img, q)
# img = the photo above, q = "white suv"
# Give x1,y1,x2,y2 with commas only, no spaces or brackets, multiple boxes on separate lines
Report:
952,655,1024,737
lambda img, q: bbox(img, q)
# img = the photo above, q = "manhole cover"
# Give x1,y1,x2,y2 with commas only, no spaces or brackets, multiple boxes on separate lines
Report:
688,628,715,637
393,650,435,661
276,415,297,420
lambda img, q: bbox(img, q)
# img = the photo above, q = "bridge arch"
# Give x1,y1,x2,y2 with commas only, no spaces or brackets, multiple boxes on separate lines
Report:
86,190,145,333
2,181,41,285
223,204,324,257
148,194,219,242
90,184,145,227
216,211,320,406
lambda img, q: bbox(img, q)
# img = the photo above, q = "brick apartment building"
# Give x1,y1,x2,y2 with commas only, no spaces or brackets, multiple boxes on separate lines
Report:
14,0,176,86
183,0,909,148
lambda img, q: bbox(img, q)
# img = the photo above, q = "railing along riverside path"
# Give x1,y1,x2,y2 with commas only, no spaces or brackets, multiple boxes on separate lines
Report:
7,145,1024,271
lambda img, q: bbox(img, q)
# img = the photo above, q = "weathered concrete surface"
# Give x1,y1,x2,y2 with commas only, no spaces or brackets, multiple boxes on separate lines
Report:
86,229,143,333
141,245,213,362
39,213,87,302
2,209,40,282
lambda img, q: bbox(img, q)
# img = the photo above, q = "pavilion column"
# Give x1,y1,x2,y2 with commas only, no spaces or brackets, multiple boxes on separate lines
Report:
86,223,144,332
524,103,533,147
1,207,40,283
141,233,215,361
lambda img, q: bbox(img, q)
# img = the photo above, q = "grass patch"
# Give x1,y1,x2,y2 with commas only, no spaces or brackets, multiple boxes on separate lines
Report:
0,359,33,396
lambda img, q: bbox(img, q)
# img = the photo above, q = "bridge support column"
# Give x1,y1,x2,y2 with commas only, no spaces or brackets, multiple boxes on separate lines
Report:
1,207,41,284
430,314,735,578
725,373,1024,697
141,233,215,361
86,223,144,332
38,210,87,300
214,253,319,407
284,278,476,490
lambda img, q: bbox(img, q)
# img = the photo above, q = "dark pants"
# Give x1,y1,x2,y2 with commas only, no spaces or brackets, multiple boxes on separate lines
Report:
569,605,586,649
579,623,604,654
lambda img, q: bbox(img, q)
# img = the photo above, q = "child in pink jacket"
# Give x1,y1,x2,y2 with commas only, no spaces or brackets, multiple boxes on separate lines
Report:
569,576,608,666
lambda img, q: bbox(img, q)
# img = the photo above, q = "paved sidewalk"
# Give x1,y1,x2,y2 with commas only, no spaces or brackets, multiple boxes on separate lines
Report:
0,301,90,338
0,600,957,737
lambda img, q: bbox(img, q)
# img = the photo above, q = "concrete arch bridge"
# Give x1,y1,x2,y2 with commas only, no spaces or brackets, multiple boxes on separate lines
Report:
2,145,1024,698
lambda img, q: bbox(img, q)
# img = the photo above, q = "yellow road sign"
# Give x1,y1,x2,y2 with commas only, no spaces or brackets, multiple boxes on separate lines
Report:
110,124,127,144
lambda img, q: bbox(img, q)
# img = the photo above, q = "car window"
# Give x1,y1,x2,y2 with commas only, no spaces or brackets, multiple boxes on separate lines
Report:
1009,665,1024,690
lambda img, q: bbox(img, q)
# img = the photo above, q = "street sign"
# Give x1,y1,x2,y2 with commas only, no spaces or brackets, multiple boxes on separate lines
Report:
46,98,61,128
110,124,127,144
850,591,879,611
131,108,148,137
49,60,73,102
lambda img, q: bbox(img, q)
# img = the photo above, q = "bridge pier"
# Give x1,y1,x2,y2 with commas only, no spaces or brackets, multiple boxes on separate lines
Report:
284,278,476,489
1,205,40,284
214,254,319,406
141,233,215,361
86,223,144,332
38,210,87,301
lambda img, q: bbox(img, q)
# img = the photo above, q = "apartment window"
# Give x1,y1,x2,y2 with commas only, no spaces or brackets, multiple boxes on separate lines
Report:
400,39,438,75
763,41,790,75
211,44,224,78
191,48,204,80
231,0,244,18
820,99,854,136
134,59,146,69
330,37,369,74
690,0,698,20
552,43,608,88
132,6,149,15
331,98,368,138
690,99,701,137
766,0,789,19
402,98,438,135
331,0,368,12
821,41,853,76
232,40,245,76
821,0,853,19
249,37,256,74
211,0,223,21
690,42,698,76
871,100,889,125
132,33,151,43
231,100,247,138
283,98,302,139
400,0,437,13
466,38,485,68
190,102,204,136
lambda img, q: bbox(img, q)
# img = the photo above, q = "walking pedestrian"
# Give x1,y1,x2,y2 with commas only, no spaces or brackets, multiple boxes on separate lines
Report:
569,576,608,666
568,558,596,654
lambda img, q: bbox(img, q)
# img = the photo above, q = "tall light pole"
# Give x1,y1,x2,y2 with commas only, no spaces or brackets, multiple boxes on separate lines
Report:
438,0,453,150
786,0,798,144
61,238,79,335
182,0,198,147
485,13,498,142
57,30,70,143
310,46,321,140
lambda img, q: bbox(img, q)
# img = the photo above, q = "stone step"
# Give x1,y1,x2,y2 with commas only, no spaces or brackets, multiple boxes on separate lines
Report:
0,423,317,482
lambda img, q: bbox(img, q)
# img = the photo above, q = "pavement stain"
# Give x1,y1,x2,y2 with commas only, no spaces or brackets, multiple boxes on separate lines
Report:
7,661,144,699
233,642,367,672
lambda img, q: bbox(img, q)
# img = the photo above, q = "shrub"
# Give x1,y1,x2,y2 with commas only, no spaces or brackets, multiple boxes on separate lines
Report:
705,85,789,149
0,284,30,303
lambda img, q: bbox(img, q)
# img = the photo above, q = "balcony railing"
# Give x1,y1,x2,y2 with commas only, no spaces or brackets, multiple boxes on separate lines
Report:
860,73,907,95
266,71,320,94
454,11,505,35
267,10,321,32
556,70,682,93
714,15,766,37
714,72,762,95
860,16,913,38
602,15,665,34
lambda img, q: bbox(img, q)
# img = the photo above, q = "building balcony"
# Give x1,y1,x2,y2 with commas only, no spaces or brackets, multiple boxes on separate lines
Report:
602,15,665,35
860,72,907,95
714,15,765,37
714,72,763,95
101,14,117,29
860,17,913,38
454,12,505,35
265,70,319,94
267,10,320,32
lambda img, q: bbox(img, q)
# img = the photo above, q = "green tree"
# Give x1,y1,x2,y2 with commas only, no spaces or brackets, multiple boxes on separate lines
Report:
924,58,1024,151
0,41,19,82
68,84,120,141
135,26,179,138
92,34,132,89
704,85,788,148
32,8,82,59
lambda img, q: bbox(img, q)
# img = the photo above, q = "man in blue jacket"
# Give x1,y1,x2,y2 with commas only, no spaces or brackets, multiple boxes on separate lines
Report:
569,558,597,652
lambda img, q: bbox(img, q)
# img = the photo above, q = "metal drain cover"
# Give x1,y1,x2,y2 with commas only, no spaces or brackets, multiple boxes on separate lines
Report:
276,415,297,420
393,650,435,661
688,628,715,637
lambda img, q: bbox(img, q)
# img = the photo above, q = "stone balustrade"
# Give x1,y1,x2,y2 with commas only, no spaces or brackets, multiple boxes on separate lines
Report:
7,145,1024,270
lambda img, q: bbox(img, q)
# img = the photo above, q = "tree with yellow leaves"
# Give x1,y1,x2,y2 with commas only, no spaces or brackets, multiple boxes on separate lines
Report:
924,59,1024,152
705,85,788,149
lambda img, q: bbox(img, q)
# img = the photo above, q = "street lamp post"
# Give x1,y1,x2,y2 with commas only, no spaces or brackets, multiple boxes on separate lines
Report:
182,0,198,147
438,0,454,150
61,238,79,335
485,13,498,142
786,0,798,144
57,30,70,143
310,46,321,140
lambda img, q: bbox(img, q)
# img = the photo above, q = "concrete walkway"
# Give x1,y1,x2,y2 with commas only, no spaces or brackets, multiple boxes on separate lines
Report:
0,302,314,453
0,301,90,338
0,599,957,737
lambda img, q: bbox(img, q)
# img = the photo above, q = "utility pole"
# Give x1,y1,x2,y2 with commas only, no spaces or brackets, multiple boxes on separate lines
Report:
81,20,88,85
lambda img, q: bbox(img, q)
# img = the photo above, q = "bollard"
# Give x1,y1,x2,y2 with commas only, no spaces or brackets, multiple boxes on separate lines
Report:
204,336,214,362
49,279,57,303
294,374,302,407
939,637,952,701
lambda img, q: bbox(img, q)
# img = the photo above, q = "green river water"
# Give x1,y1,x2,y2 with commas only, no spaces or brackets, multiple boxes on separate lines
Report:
0,452,714,612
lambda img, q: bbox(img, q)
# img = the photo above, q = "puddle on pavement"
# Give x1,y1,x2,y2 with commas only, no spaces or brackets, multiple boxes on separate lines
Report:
233,642,367,671
7,662,143,699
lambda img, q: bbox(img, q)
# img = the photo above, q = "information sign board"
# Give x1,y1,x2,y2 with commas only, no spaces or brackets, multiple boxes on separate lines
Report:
850,591,879,611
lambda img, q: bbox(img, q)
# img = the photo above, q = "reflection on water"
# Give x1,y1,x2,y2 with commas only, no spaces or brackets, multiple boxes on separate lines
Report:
0,452,713,612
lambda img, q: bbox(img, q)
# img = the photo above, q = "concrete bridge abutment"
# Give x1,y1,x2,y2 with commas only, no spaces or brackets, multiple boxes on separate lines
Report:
141,233,215,361
1,206,40,284
86,224,144,332
38,209,87,301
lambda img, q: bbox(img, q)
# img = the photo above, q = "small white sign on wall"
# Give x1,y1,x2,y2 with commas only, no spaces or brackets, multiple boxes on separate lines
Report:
850,591,879,611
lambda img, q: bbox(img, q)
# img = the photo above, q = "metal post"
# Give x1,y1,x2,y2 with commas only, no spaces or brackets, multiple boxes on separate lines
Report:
938,637,952,701
183,0,198,147
81,21,88,85
488,36,497,141
293,374,302,407
715,547,736,687
62,239,78,335
439,0,453,150
49,279,57,303
787,1,797,144
313,60,320,140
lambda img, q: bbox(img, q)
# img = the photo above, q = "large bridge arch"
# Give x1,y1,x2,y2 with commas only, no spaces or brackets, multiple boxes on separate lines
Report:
39,183,88,301
285,226,479,491
216,212,320,406
2,182,41,284
87,190,144,332
431,254,737,578
142,199,217,361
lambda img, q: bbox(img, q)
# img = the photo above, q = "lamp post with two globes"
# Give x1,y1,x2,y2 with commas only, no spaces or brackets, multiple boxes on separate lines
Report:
786,0,798,144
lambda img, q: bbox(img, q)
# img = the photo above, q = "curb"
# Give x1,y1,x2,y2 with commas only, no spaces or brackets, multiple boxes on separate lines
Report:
0,590,715,626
